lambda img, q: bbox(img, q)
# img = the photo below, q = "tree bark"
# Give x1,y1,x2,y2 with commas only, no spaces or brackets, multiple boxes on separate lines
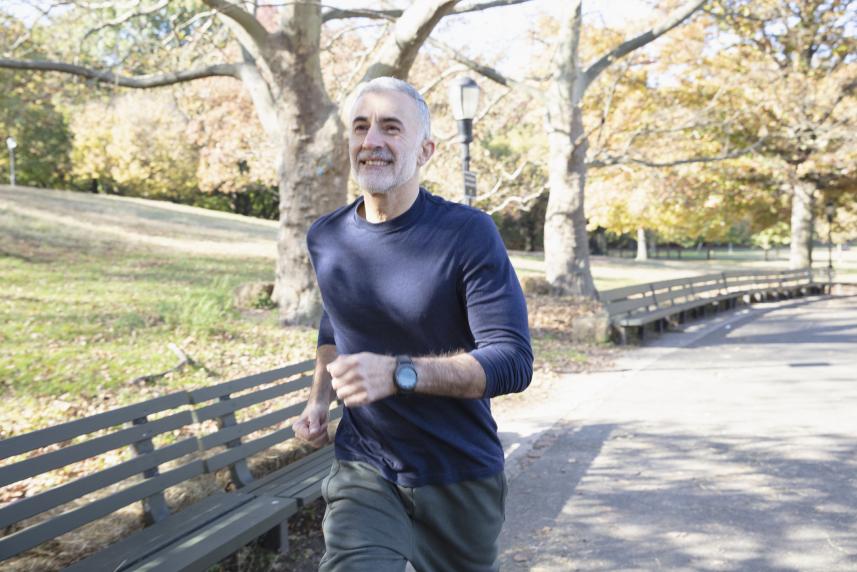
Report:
543,2,596,297
636,227,648,261
789,178,815,269
541,0,704,299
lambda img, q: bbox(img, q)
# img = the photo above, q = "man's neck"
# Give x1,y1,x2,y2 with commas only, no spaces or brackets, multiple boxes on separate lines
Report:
360,183,420,223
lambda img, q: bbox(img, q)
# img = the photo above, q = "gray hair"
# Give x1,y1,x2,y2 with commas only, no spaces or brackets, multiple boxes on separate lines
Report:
351,77,432,141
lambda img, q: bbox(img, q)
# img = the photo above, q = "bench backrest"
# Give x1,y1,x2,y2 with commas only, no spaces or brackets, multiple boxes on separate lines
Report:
0,359,333,563
598,283,657,317
601,268,815,320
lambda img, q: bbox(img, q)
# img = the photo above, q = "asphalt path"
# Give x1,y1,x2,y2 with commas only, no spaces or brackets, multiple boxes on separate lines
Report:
497,295,857,571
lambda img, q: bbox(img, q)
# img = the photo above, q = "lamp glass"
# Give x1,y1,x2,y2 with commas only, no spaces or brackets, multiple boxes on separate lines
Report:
825,201,835,218
5,137,16,150
448,77,480,121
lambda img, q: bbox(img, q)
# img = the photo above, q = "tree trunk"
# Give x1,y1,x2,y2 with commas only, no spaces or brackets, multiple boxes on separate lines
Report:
273,103,348,324
543,1,596,298
636,227,648,261
267,3,349,325
789,179,815,269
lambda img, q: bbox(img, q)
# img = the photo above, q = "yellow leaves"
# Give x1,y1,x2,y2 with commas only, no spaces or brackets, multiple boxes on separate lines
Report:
70,91,199,199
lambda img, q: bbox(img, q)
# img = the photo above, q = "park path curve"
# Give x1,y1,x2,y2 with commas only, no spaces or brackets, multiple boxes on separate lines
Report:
496,295,857,571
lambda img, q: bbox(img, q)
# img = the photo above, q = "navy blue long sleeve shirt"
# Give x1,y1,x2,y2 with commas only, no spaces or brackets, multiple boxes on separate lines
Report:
307,188,533,486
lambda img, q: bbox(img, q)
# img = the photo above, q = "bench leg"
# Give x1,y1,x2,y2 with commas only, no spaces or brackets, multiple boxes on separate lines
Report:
260,521,290,555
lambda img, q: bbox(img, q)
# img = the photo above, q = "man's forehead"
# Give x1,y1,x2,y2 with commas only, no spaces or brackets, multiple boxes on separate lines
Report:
350,90,419,123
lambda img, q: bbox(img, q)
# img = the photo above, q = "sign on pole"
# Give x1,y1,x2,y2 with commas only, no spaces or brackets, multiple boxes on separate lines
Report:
463,170,477,198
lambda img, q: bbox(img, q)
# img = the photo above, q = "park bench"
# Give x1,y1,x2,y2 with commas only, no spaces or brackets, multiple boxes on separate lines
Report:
0,359,340,571
599,268,824,344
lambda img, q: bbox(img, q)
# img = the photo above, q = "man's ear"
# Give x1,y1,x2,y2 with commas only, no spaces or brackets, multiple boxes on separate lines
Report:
417,139,436,166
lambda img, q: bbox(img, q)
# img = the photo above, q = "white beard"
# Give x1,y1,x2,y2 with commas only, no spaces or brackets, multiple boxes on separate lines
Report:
352,146,419,194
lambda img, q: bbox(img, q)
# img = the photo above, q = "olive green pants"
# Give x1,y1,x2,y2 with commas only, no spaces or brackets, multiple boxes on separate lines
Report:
319,459,507,572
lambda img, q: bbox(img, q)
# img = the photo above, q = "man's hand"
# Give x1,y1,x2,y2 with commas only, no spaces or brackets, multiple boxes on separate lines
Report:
327,352,397,407
292,400,332,448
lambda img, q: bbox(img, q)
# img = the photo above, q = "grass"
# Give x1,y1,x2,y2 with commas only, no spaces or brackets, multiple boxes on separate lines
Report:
510,247,857,290
0,208,317,436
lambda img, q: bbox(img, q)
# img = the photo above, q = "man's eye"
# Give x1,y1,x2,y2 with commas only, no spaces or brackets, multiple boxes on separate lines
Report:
354,125,367,133
385,126,399,133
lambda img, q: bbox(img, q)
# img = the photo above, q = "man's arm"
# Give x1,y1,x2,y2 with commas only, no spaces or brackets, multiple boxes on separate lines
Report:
292,343,338,446
325,351,485,408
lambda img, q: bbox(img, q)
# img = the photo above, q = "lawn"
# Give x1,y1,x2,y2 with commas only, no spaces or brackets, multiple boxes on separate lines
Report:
0,207,318,437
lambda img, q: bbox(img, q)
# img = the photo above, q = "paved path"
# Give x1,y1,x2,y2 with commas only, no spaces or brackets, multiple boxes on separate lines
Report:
497,295,857,571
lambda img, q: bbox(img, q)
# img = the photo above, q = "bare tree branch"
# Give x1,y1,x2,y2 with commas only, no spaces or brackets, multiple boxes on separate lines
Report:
0,58,241,88
81,0,169,41
486,185,548,214
426,37,546,103
361,0,459,81
201,0,271,50
477,159,533,202
582,0,707,93
587,137,766,169
322,0,532,22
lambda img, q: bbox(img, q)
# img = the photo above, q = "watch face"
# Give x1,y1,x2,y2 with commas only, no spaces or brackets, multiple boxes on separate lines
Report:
396,365,418,391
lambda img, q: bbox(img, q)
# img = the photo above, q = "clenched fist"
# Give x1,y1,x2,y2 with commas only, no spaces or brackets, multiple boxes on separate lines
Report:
327,353,397,407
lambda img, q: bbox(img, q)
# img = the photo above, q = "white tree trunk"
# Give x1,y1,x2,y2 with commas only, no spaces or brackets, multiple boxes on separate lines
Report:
543,1,596,298
789,179,815,269
636,227,648,261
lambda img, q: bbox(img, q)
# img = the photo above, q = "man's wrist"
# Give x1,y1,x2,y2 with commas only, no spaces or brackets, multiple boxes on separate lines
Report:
392,354,418,394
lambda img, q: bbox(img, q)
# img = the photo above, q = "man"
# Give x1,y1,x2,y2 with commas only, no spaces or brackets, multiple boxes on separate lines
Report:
292,76,533,572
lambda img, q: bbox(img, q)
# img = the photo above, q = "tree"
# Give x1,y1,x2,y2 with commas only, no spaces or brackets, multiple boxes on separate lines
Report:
708,0,857,268
0,14,72,188
70,91,199,199
441,1,709,296
0,0,532,324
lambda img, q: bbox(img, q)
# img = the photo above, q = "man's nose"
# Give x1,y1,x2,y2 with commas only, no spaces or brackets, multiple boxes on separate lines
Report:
361,124,385,149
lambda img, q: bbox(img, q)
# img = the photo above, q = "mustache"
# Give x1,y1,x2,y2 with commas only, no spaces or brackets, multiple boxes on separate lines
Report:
357,151,393,162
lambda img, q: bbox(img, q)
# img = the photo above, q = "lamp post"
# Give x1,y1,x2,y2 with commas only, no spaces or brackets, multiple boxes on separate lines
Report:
447,76,480,206
5,137,16,187
825,199,835,291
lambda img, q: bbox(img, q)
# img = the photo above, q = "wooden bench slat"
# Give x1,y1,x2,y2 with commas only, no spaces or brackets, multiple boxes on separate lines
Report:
0,392,191,460
241,444,336,495
198,402,304,452
188,360,315,404
63,492,252,572
598,283,652,302
0,437,199,529
0,460,205,561
127,495,297,572
604,295,655,316
250,449,335,498
0,411,195,488
194,375,313,424
204,408,343,476
269,463,333,505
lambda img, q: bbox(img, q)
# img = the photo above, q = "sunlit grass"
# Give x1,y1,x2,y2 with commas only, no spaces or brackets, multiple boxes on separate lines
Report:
0,209,316,434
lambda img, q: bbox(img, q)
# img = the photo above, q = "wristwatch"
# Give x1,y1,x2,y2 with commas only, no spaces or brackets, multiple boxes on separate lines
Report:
393,355,418,394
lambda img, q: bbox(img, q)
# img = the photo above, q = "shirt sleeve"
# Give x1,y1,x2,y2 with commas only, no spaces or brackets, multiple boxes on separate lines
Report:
317,307,336,348
459,212,534,398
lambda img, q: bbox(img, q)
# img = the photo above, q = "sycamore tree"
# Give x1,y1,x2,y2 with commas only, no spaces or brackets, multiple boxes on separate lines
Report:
440,0,711,296
707,0,857,268
0,0,534,325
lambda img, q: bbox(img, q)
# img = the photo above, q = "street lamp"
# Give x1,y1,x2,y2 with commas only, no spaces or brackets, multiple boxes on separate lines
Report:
825,199,835,291
5,137,16,187
448,76,480,206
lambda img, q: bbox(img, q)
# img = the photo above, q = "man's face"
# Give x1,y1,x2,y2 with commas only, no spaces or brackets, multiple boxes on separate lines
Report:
349,90,433,195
